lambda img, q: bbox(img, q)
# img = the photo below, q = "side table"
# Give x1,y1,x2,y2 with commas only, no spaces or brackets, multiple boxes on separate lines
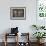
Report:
4,33,18,46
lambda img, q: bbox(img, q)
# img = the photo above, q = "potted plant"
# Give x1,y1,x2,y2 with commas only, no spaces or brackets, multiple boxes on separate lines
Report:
33,32,46,43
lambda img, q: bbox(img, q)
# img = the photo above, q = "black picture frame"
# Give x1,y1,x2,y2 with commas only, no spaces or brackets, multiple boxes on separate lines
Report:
10,7,26,20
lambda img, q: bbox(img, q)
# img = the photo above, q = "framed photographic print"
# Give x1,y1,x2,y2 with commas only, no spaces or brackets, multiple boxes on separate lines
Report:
10,7,26,20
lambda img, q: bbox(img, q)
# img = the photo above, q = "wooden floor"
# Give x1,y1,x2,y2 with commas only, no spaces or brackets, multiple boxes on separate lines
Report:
0,42,46,46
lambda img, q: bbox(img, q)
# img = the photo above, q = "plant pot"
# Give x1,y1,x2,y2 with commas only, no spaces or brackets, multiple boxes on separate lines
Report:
37,39,45,44
40,38,45,43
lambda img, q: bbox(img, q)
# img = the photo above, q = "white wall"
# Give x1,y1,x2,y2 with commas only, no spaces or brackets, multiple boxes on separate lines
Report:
0,0,37,42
